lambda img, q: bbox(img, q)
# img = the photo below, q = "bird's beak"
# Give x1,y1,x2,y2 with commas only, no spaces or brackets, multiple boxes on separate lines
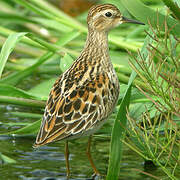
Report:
121,16,145,25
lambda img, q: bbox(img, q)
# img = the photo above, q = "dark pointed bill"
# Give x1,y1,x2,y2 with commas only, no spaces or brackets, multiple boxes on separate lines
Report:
122,16,145,25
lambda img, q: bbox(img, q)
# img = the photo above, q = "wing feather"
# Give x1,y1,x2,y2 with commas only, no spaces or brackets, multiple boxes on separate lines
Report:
34,72,114,147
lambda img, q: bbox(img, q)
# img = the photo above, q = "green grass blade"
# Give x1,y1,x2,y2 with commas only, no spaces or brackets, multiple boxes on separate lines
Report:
31,17,73,32
0,26,43,49
107,30,154,179
28,77,57,99
60,53,74,72
0,83,40,100
174,0,180,7
29,0,86,31
162,0,180,21
109,35,143,52
26,33,61,53
1,119,41,136
12,0,143,52
14,0,87,32
0,52,54,85
0,12,36,24
0,153,16,164
9,112,42,119
0,30,79,85
0,36,44,57
57,31,81,47
0,32,27,78
0,96,45,108
106,84,132,179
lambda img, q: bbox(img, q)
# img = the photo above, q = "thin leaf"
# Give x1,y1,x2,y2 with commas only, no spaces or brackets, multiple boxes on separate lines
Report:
29,0,85,31
107,30,154,179
0,32,27,78
31,17,73,32
28,77,57,99
0,52,54,85
0,26,43,49
0,31,79,85
12,0,144,51
0,12,35,24
14,0,87,32
0,153,16,164
57,31,81,47
1,119,41,136
162,0,180,21
174,0,180,7
9,112,42,119
60,53,74,72
0,96,45,108
106,84,132,179
0,83,39,100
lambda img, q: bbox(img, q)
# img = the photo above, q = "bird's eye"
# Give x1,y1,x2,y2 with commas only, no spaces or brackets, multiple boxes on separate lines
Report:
105,12,112,17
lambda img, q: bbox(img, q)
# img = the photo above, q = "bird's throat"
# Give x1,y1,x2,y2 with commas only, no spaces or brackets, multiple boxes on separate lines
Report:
85,28,109,52
81,28,111,68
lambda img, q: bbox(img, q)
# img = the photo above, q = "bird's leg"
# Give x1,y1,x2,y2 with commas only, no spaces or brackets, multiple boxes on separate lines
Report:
65,140,70,178
86,136,100,176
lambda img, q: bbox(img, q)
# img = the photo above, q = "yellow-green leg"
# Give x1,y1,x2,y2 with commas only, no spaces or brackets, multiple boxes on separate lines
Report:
65,141,70,178
86,136,100,176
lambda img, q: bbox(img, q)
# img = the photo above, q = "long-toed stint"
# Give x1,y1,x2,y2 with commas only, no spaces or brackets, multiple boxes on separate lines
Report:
34,3,144,178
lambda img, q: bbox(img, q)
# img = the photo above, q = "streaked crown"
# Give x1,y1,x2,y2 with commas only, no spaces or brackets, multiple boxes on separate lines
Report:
87,4,122,32
87,4,145,32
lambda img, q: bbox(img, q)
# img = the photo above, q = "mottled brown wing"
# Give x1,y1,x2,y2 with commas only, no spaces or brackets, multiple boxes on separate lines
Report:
34,74,109,147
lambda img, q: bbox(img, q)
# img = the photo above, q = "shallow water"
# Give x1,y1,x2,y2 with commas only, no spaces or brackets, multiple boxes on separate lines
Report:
0,105,170,180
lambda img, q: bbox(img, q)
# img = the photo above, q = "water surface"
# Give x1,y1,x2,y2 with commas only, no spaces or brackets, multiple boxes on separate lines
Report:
0,104,169,179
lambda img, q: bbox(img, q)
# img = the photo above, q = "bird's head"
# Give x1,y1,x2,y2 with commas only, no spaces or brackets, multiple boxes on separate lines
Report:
87,4,145,32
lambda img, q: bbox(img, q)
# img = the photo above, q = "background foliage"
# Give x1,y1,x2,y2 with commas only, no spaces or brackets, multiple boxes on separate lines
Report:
0,0,179,179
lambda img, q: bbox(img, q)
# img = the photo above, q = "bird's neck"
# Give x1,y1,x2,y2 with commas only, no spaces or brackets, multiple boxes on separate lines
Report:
85,28,109,52
80,28,111,67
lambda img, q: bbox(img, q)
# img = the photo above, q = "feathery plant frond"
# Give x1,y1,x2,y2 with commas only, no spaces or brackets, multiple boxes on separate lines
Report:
126,19,180,179
126,111,180,179
129,21,180,117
